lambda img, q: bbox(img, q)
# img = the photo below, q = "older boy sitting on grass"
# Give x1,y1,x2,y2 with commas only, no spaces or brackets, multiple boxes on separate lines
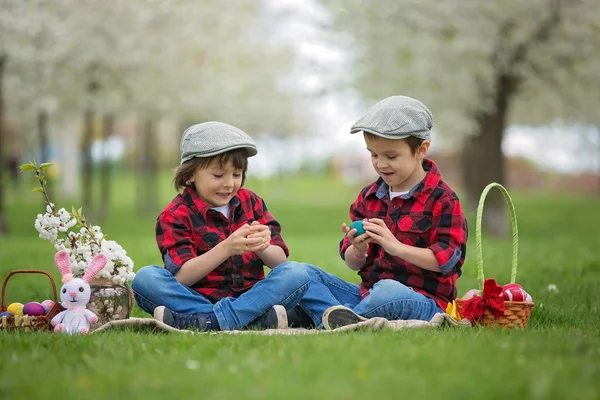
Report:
298,95,468,329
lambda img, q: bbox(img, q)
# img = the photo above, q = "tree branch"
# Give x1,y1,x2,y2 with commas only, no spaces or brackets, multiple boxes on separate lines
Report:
509,0,562,68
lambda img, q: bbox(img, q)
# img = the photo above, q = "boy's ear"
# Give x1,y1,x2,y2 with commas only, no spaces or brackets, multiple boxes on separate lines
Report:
416,140,430,159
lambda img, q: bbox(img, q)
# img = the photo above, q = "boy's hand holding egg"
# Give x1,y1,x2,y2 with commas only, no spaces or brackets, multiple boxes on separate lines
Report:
350,220,366,236
342,220,372,260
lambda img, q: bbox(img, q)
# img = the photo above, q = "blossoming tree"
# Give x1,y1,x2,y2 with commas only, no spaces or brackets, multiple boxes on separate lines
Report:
322,0,600,234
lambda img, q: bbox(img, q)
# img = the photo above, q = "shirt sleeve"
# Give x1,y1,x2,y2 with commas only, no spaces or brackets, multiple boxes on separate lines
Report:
428,199,468,277
339,192,368,260
155,210,198,273
255,196,290,257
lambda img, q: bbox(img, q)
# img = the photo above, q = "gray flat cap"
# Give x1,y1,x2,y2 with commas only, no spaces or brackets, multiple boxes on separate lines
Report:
180,121,258,164
350,96,433,141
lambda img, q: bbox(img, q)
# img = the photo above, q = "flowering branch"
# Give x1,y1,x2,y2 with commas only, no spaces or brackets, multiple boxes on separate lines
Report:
20,160,135,285
19,159,53,206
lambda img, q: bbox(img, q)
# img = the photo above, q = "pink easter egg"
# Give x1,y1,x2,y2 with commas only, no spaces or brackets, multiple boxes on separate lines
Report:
41,299,55,313
23,302,46,316
461,288,480,300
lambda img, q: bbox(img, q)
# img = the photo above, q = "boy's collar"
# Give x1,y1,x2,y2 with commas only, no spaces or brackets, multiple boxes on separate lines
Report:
367,159,441,204
181,186,241,217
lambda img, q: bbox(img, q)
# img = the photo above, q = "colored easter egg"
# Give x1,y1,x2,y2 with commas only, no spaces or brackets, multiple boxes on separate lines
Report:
350,220,366,236
503,283,524,290
7,302,24,316
0,312,11,318
23,302,46,316
461,288,480,300
525,293,533,302
461,289,479,300
41,299,55,313
502,284,527,302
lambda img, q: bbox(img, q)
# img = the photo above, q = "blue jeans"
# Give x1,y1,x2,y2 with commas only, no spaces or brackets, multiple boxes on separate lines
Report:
131,262,310,330
298,264,444,328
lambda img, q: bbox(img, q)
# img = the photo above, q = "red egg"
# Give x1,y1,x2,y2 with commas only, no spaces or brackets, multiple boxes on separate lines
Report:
502,284,527,302
23,302,46,316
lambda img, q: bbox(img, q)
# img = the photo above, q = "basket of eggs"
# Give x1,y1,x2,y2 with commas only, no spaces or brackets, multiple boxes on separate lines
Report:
0,270,63,331
455,183,534,328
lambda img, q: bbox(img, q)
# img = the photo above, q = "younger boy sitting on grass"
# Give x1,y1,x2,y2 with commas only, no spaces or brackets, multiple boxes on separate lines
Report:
298,95,468,329
131,121,310,331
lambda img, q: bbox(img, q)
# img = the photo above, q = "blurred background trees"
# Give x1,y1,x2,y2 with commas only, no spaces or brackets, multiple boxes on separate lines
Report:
0,0,305,233
322,0,600,234
0,0,599,236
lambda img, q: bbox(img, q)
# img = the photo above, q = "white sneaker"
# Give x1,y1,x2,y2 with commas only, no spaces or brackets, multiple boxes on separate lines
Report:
322,305,366,330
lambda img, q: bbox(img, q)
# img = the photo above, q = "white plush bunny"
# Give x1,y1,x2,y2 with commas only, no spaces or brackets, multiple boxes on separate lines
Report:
51,250,107,335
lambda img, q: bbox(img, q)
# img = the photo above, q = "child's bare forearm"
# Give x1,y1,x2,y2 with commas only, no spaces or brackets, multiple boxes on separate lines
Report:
257,245,287,269
344,245,366,271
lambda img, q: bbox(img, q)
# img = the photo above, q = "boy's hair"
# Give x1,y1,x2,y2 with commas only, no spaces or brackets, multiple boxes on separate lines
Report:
363,131,425,155
173,148,249,191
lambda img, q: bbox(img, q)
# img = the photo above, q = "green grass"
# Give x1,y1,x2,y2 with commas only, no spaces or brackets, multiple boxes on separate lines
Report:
1,173,600,399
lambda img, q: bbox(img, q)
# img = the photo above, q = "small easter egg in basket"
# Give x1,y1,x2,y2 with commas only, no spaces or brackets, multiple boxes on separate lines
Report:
41,299,55,313
502,283,528,302
23,302,46,316
7,302,24,316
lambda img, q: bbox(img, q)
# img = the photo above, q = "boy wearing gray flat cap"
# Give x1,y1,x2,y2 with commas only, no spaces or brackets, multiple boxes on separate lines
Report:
298,96,468,329
132,121,310,331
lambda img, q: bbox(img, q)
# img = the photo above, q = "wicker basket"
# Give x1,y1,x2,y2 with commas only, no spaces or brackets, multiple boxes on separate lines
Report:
456,183,534,328
0,270,63,332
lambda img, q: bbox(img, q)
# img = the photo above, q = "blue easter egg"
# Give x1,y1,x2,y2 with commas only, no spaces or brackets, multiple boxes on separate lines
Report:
350,220,366,236
0,312,12,318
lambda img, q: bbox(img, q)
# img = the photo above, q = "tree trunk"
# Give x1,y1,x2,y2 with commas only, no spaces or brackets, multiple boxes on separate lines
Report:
59,128,78,199
597,126,600,196
81,108,94,218
0,55,7,235
137,117,158,215
462,74,517,237
98,114,113,220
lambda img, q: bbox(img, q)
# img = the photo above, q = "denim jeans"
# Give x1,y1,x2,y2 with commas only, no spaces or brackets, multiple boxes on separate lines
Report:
131,261,310,330
298,264,444,328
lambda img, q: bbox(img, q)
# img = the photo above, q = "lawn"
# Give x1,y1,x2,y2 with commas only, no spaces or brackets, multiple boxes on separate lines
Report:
1,172,599,399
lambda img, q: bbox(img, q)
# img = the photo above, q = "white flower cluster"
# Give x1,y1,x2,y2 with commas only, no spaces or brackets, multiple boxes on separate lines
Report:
34,203,135,285
34,204,77,242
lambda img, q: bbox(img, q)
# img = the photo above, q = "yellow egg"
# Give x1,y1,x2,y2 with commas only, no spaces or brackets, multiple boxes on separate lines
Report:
7,302,24,316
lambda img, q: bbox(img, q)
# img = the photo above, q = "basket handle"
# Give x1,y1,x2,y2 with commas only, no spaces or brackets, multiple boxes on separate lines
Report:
1,270,59,310
475,183,519,290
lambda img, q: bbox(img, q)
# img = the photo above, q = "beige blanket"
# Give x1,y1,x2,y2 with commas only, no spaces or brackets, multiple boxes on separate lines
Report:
92,313,470,335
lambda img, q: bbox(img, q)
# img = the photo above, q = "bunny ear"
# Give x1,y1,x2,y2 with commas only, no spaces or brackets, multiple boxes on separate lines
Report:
82,253,108,283
54,250,73,282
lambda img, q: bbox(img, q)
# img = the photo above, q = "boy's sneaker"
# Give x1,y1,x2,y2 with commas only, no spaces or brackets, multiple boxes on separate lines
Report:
247,305,288,330
322,305,367,330
287,305,315,328
154,306,219,331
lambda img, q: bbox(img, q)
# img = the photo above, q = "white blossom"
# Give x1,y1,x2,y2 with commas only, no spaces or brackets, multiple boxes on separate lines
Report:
32,206,135,283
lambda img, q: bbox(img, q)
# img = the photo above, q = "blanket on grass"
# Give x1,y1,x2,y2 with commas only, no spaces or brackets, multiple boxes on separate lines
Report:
92,313,470,335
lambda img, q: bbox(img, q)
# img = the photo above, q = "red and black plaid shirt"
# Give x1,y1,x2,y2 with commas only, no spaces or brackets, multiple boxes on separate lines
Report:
156,187,289,302
340,159,468,310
